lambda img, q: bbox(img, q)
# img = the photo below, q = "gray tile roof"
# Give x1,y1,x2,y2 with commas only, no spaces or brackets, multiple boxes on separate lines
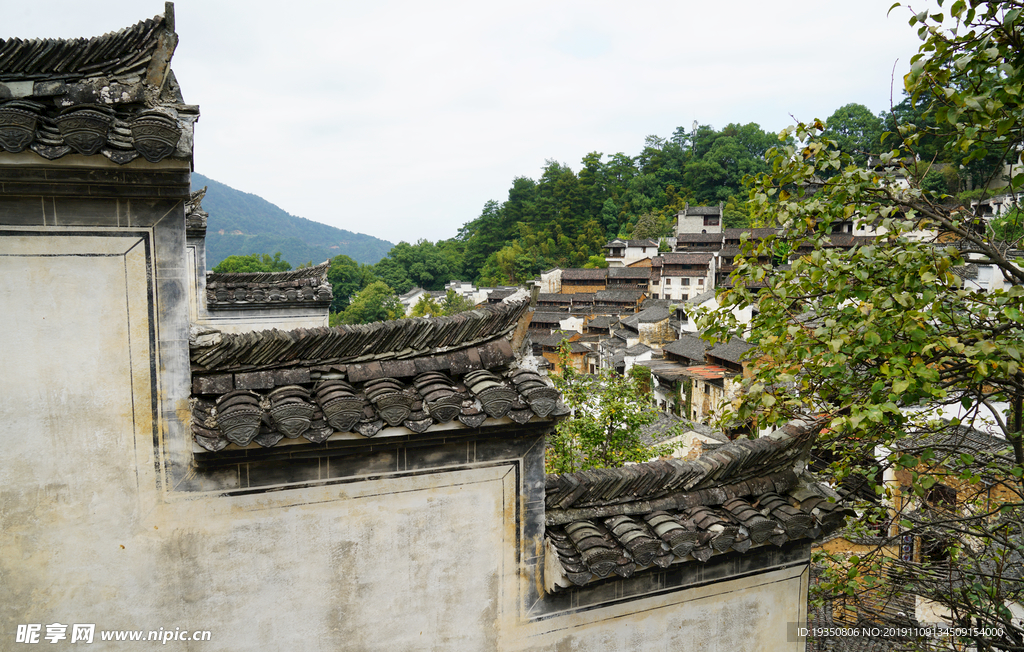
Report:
723,228,781,241
707,338,755,365
206,262,333,310
658,252,714,266
620,305,670,329
189,299,570,452
683,205,722,216
531,311,566,324
537,293,572,303
190,299,531,371
0,12,169,82
531,330,579,347
685,289,717,305
544,416,847,587
595,289,644,303
562,268,608,281
663,334,710,363
675,233,724,243
0,6,196,165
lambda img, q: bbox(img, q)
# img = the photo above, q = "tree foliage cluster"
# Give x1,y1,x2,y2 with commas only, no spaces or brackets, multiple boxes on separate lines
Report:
546,343,668,473
345,122,792,293
212,252,292,273
700,2,1024,648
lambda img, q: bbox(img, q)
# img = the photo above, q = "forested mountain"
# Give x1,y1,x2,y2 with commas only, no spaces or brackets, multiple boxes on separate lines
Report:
191,173,394,268
366,121,787,294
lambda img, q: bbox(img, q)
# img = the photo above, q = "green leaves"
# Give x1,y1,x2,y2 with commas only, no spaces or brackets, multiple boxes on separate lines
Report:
698,7,1024,646
546,342,664,473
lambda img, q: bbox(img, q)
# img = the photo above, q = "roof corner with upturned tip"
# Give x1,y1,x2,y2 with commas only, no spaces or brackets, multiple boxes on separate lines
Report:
0,2,197,165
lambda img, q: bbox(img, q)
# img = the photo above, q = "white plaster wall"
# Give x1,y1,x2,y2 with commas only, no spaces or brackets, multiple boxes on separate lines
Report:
559,315,584,333
516,565,808,651
199,309,330,333
0,232,516,651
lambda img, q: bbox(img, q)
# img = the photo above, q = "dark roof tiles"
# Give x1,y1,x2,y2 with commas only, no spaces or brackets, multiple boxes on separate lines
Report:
0,13,167,82
662,334,710,363
562,268,608,281
607,267,653,279
707,338,755,364
657,252,714,266
206,262,333,309
191,299,530,371
0,7,194,165
545,416,844,589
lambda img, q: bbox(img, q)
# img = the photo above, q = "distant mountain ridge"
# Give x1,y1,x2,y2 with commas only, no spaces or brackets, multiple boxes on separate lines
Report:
191,173,394,268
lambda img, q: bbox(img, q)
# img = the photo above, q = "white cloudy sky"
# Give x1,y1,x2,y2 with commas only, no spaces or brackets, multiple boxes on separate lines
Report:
5,1,926,245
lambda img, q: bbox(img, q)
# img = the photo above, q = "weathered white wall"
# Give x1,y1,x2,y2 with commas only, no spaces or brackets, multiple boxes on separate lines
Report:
0,231,514,651
519,564,807,651
198,308,330,333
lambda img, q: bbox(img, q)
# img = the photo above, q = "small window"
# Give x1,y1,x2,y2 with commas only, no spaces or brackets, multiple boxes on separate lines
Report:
682,278,690,286
704,384,710,394
681,294,688,301
652,293,659,299
665,278,671,285
698,278,704,285
704,216,719,226
642,247,647,253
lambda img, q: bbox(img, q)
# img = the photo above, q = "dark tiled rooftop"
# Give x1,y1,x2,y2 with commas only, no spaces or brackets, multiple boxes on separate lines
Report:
206,262,333,310
537,293,572,303
595,289,644,303
0,13,167,82
189,298,568,452
663,334,710,363
192,364,566,453
562,268,608,281
675,233,724,243
531,311,566,324
0,6,195,165
544,416,846,588
620,305,671,328
723,228,782,241
190,299,530,372
657,252,714,266
682,205,722,216
707,338,755,365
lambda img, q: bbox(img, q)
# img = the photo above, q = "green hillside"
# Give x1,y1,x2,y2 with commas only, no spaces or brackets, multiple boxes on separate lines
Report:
191,173,393,268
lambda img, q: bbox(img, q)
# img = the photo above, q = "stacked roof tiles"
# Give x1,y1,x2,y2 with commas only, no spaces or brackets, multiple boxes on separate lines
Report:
189,299,567,451
0,5,194,164
544,416,848,589
205,262,333,310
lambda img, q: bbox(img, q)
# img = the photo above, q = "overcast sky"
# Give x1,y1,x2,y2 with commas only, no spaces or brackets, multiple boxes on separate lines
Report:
5,1,925,245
